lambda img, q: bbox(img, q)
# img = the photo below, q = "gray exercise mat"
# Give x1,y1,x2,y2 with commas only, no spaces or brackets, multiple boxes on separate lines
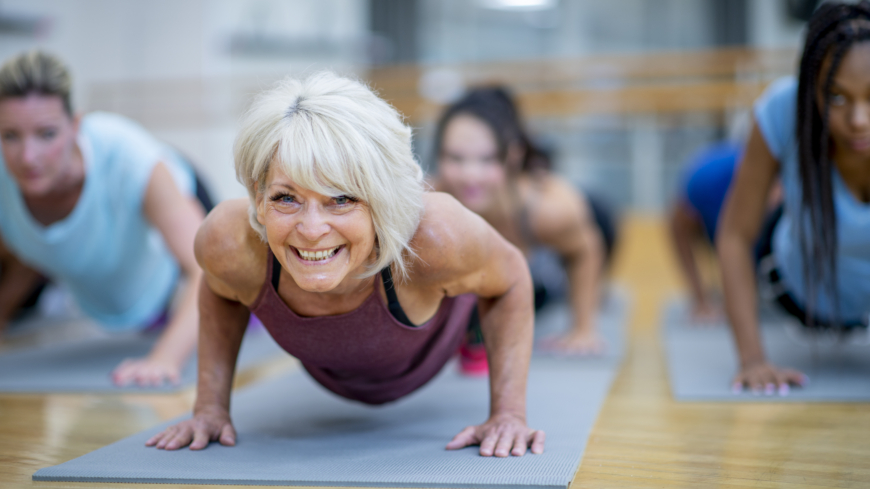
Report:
662,297,870,401
34,356,617,488
533,285,629,365
0,326,286,393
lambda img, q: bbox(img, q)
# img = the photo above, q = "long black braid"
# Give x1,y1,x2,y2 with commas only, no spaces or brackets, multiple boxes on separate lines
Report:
796,1,870,327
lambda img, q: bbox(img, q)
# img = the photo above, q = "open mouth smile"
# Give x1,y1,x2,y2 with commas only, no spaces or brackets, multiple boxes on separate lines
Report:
293,245,343,263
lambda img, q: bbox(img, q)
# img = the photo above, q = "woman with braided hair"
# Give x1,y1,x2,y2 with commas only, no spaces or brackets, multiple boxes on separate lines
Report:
718,1,870,395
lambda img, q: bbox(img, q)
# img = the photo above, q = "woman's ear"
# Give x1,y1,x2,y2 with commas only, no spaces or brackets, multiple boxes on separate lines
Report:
505,142,526,173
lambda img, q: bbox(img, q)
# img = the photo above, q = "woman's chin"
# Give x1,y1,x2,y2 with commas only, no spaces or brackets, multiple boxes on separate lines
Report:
286,267,351,293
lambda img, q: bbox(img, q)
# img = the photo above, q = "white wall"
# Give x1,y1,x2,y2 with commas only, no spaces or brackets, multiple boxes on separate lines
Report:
0,0,369,201
747,0,806,49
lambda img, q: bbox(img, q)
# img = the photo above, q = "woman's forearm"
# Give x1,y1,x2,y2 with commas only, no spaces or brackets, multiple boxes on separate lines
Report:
717,233,765,366
0,255,43,329
479,254,534,419
566,228,604,334
148,268,202,367
670,204,708,306
193,278,250,413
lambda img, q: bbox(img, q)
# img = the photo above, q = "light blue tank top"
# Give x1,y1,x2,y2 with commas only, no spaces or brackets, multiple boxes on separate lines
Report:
0,112,195,330
754,77,870,323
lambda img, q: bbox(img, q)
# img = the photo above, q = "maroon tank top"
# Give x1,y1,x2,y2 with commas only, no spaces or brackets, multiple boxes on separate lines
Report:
249,251,477,405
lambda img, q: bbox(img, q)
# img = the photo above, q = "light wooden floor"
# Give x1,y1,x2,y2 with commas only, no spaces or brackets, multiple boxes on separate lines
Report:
3,215,869,488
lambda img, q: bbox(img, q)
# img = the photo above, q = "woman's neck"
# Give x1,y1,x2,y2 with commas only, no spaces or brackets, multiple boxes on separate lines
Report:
24,142,86,226
478,177,534,250
833,146,870,203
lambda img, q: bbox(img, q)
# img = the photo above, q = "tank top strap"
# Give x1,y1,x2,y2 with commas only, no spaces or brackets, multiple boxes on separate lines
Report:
271,250,282,290
517,204,537,248
381,266,415,327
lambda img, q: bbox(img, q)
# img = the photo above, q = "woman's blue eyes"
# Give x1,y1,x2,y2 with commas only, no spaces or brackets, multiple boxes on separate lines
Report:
270,194,356,206
830,93,847,106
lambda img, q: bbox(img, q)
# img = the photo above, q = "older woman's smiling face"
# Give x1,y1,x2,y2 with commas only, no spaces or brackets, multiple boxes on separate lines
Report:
257,165,377,293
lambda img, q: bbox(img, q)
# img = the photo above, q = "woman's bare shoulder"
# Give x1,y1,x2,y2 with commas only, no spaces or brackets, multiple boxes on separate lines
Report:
527,174,589,242
194,199,267,298
406,192,492,281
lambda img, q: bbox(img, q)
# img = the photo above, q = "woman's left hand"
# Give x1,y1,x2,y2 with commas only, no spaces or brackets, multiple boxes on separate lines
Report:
445,413,545,457
111,356,183,386
550,328,606,356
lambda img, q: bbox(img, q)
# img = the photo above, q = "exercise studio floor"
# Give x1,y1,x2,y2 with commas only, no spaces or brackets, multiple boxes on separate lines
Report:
3,215,868,489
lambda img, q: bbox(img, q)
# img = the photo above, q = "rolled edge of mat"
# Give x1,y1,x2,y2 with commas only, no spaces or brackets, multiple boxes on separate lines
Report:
32,474,568,489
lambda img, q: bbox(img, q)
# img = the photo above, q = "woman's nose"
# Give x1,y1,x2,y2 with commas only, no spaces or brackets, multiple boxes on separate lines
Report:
295,204,331,242
849,101,870,130
21,138,39,165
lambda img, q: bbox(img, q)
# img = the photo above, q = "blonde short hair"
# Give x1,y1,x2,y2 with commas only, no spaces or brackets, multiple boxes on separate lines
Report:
234,72,425,280
0,50,72,115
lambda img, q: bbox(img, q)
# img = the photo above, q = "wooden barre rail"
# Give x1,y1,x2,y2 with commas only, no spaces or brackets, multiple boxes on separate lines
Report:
366,47,797,93
383,79,771,123
366,47,798,122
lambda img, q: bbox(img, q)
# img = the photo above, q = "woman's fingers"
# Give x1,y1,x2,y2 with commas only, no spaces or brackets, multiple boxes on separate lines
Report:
478,431,500,457
112,358,181,387
445,426,477,450
732,364,807,396
219,423,237,446
529,430,546,454
145,426,173,447
492,431,514,457
510,433,527,457
447,420,544,457
189,425,212,450
780,368,807,387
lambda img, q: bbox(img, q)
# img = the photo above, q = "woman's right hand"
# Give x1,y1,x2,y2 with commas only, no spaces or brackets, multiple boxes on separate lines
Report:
145,406,236,450
731,362,807,396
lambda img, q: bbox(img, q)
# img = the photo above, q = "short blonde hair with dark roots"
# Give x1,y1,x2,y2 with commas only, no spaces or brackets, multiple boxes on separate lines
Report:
234,72,425,280
0,50,72,115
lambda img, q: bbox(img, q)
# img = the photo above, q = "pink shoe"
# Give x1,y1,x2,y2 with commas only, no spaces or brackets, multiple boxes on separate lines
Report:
459,343,488,377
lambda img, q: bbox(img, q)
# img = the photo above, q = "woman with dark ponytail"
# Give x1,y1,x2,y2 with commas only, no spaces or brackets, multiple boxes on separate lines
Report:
718,1,870,395
433,87,619,363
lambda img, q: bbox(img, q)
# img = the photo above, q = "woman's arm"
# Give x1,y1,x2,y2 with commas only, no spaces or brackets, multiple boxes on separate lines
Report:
669,200,718,320
146,274,249,450
147,200,261,449
538,187,606,354
0,239,44,335
420,193,544,457
112,162,205,386
716,121,804,394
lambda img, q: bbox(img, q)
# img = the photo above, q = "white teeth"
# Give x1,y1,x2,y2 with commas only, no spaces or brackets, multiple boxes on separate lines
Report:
298,247,339,261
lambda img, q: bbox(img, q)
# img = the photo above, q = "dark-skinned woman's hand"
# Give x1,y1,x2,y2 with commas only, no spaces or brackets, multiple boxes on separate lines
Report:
731,361,807,396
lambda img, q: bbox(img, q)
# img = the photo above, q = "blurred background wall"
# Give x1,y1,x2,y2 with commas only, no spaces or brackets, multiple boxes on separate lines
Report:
0,0,814,210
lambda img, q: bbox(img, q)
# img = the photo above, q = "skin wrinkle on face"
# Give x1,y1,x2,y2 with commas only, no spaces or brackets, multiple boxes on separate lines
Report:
438,114,508,214
0,93,82,198
256,164,378,296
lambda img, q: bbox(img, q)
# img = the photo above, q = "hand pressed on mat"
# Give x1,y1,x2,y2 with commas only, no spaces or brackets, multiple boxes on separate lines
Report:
112,355,183,387
145,407,236,450
548,328,606,356
731,361,807,396
446,412,545,457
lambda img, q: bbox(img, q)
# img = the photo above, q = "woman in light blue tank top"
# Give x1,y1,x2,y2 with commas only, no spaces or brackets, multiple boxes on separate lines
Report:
718,2,870,396
0,51,207,387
